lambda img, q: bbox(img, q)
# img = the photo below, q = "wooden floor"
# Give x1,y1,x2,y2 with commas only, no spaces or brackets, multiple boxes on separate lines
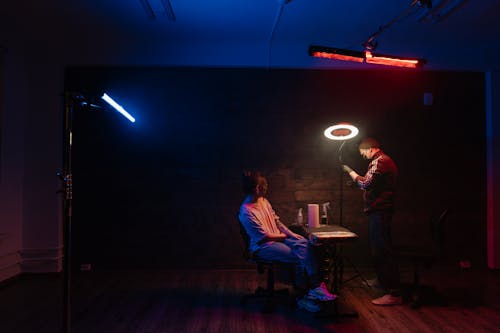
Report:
1,265,499,333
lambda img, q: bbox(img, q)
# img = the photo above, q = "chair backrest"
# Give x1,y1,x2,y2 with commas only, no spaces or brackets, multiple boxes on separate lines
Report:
237,213,253,261
237,214,277,276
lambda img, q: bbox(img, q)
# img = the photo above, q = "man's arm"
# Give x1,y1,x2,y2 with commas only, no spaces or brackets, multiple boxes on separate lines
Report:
342,164,360,182
276,220,304,240
266,202,304,240
343,158,381,190
354,157,383,190
240,209,286,244
263,232,287,242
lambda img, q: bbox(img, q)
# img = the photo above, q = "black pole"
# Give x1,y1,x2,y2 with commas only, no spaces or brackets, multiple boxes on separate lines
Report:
338,140,346,227
337,141,346,291
61,92,74,333
339,165,343,227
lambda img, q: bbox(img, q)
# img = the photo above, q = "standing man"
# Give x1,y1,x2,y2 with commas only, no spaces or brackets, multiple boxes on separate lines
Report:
342,137,402,305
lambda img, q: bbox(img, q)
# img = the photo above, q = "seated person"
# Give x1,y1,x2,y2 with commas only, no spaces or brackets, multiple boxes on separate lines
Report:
238,170,336,311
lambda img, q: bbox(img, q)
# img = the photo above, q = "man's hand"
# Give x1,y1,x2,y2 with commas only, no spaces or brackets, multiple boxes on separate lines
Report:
342,165,353,173
342,165,359,181
289,233,305,240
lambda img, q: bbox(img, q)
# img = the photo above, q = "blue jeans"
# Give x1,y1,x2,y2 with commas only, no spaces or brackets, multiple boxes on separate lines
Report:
368,210,400,295
254,237,319,288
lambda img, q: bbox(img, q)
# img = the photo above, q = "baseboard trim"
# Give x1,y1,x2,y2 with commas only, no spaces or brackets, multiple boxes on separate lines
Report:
19,247,62,273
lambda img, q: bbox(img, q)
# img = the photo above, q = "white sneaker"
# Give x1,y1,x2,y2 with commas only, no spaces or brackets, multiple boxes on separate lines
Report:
307,282,337,302
297,296,321,313
371,294,403,306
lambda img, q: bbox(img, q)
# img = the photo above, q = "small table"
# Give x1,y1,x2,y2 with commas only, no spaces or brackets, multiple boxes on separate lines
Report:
308,225,358,293
307,224,359,318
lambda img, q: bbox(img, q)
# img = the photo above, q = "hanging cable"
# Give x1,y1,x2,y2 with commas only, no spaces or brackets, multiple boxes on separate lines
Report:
363,1,433,51
268,0,291,69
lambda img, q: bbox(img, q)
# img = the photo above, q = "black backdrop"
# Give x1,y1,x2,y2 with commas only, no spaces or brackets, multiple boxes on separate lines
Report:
65,67,486,270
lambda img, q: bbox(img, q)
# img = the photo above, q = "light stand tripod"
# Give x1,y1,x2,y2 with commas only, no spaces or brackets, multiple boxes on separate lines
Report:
58,92,132,333
58,92,77,333
337,140,370,290
315,131,363,319
338,141,347,228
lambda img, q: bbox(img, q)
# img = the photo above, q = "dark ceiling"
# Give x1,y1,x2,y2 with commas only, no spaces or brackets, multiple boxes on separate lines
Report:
1,0,500,71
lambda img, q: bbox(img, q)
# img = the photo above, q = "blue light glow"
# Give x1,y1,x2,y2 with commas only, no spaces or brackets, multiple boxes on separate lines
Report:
101,93,136,123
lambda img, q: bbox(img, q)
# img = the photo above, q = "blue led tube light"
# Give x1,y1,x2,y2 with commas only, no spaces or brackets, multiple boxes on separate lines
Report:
101,93,136,123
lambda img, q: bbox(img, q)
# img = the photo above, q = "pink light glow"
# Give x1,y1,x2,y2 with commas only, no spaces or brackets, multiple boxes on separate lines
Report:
311,51,364,63
365,51,420,68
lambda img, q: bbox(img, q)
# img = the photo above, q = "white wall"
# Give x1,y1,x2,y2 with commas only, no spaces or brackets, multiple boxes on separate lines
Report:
0,50,26,281
0,48,63,282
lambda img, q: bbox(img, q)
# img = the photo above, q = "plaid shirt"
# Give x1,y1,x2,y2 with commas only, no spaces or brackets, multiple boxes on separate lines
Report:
354,150,398,213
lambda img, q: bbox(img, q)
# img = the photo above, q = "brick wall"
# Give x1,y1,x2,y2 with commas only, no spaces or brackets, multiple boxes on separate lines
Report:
67,67,486,270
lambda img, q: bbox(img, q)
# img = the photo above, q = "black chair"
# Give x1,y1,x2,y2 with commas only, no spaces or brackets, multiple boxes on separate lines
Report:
238,218,291,312
394,208,449,308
